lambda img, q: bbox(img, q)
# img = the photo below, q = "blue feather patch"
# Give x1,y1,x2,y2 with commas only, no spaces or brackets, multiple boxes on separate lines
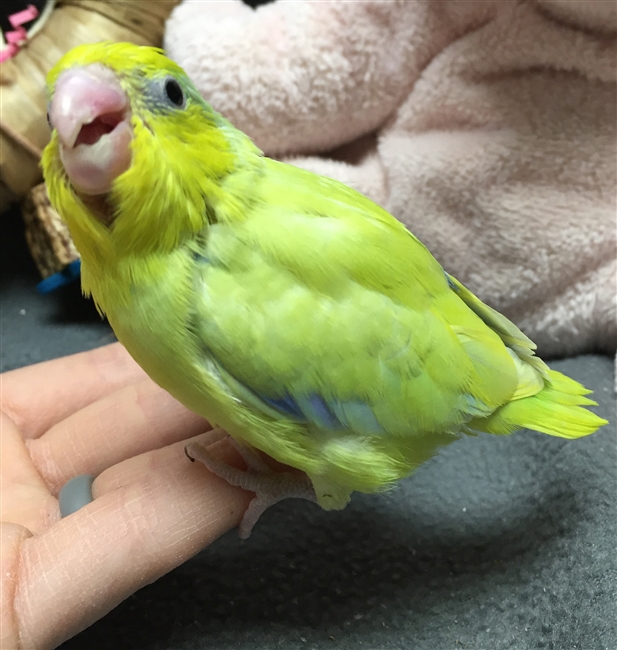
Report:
257,389,384,434
260,394,306,419
217,355,385,434
295,394,341,429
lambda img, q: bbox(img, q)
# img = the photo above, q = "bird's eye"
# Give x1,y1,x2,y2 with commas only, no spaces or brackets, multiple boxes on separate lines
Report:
164,78,184,107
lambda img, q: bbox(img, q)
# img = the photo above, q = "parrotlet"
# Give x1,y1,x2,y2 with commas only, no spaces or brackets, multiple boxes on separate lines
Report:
42,42,607,539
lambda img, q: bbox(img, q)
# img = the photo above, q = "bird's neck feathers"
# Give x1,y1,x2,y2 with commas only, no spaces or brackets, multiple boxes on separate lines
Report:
44,106,263,284
110,108,263,257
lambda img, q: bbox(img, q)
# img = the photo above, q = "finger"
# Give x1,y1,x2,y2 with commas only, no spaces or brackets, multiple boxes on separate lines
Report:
0,413,58,535
28,378,209,495
93,428,230,496
1,523,33,650
2,343,147,440
13,432,252,650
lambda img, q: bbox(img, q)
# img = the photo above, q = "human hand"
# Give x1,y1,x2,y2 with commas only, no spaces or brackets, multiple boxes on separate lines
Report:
1,343,252,650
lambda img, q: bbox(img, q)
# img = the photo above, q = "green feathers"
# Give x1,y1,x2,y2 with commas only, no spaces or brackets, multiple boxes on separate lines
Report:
42,43,607,511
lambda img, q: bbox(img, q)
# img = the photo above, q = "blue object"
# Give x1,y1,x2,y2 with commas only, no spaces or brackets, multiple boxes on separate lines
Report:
59,474,95,517
258,390,384,434
37,258,81,293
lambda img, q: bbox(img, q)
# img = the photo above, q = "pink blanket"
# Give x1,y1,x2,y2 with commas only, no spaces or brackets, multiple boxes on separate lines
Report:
165,0,616,357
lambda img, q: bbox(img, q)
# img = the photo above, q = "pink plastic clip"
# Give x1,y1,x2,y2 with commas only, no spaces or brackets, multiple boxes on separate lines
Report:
6,28,27,45
0,4,39,63
9,4,40,28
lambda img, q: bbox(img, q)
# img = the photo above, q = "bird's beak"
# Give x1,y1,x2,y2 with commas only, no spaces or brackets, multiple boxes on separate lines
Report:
50,64,133,196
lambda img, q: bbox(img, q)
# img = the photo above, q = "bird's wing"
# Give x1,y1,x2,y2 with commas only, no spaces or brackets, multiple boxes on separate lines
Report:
191,161,519,438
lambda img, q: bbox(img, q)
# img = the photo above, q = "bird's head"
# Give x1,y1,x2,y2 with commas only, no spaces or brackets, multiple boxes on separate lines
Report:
42,42,258,261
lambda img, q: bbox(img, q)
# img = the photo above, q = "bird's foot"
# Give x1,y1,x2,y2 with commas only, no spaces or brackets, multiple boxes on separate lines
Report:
185,434,316,539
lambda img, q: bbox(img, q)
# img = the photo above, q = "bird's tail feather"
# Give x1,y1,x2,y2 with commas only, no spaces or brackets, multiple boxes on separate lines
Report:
468,370,607,439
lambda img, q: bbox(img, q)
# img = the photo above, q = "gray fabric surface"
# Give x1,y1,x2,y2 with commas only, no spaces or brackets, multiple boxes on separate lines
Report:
1,207,615,649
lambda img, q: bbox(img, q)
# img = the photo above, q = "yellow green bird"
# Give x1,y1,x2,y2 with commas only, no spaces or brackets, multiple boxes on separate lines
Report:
42,42,607,539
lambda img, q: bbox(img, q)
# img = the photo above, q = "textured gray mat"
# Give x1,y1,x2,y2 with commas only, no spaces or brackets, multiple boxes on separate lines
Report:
1,208,615,649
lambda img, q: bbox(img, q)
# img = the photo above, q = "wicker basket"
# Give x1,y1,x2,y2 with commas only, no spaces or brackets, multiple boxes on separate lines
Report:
22,181,79,279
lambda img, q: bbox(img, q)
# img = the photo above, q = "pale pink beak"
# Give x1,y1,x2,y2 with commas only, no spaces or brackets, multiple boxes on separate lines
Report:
50,64,133,196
